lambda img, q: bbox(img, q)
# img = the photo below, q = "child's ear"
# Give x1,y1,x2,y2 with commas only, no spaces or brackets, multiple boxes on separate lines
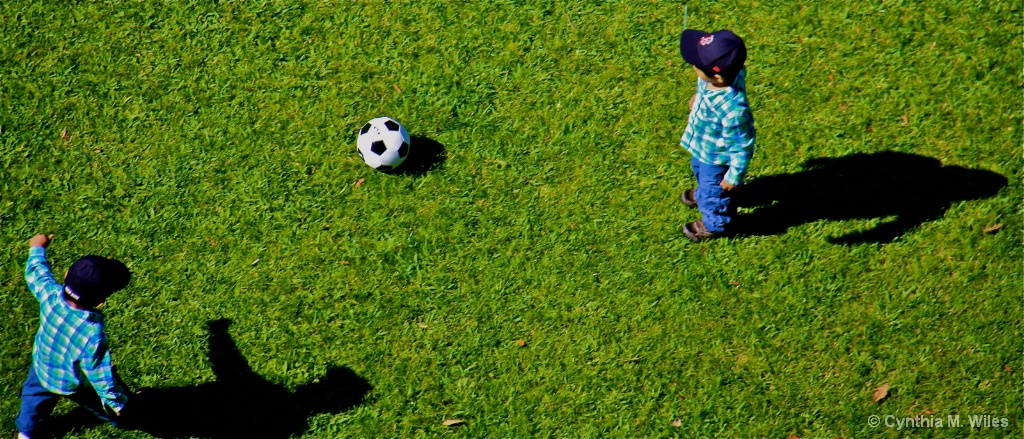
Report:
713,74,725,84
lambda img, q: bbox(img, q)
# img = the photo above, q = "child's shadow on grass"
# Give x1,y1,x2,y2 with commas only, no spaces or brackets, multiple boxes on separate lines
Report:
387,135,446,176
52,319,372,439
733,151,1008,244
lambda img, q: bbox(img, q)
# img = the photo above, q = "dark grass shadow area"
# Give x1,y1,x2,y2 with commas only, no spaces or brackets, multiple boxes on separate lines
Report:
44,319,371,439
385,135,446,176
39,406,104,439
732,151,1008,244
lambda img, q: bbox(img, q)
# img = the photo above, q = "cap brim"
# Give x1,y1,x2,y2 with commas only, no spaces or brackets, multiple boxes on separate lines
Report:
679,29,711,67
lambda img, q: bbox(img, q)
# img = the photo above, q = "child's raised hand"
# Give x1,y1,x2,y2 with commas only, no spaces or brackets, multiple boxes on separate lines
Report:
29,234,54,248
720,181,739,191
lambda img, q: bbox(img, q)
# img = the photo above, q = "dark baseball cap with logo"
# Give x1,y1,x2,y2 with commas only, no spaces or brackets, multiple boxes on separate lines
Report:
679,29,747,82
64,255,131,308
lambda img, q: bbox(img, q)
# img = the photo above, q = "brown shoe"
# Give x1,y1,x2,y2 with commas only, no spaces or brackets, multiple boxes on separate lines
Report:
679,189,698,208
683,219,718,242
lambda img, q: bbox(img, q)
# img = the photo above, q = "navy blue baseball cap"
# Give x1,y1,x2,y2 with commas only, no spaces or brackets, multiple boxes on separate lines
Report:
64,255,131,308
679,29,747,79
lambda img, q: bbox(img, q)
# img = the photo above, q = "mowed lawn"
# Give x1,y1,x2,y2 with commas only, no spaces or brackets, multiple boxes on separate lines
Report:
1,1,1020,438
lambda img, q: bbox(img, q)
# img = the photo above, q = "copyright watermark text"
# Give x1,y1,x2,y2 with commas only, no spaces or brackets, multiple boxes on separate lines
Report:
868,414,1009,430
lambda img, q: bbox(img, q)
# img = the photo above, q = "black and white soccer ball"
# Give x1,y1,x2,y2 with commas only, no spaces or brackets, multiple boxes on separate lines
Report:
357,117,411,170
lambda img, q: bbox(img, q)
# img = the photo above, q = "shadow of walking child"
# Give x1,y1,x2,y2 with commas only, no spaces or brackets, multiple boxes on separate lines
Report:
117,319,371,438
733,151,1008,244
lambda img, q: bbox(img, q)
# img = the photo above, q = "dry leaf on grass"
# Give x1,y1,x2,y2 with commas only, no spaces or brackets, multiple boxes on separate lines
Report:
60,128,70,141
671,419,682,427
983,223,1003,234
873,383,890,402
354,178,365,188
516,339,526,347
341,260,350,265
393,84,403,93
901,114,909,125
442,419,464,426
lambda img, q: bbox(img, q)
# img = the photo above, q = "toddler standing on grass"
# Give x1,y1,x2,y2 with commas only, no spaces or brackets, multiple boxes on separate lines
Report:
677,29,756,241
14,234,133,439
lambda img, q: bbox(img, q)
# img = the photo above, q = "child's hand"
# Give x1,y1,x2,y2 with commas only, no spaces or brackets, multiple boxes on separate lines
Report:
29,234,54,248
720,181,739,191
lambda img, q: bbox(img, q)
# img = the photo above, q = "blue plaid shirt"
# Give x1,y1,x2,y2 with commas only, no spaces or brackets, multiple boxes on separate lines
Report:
679,68,756,186
25,246,128,413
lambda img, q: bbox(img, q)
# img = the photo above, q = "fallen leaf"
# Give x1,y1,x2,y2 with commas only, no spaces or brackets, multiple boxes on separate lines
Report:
671,419,682,427
442,419,464,426
417,323,429,329
516,339,526,347
983,223,1003,234
924,409,933,415
788,436,801,439
341,260,351,265
1004,365,1014,372
729,281,741,287
392,84,403,93
873,383,890,403
865,126,874,132
901,114,909,125
828,74,834,82
60,128,70,141
206,237,217,247
354,178,365,188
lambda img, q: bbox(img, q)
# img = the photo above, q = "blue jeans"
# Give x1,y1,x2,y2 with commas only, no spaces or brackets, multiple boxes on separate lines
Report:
691,157,734,233
15,366,123,437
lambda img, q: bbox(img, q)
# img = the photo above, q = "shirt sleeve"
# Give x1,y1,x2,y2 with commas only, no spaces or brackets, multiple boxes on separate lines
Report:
25,246,59,302
721,110,756,186
80,337,129,413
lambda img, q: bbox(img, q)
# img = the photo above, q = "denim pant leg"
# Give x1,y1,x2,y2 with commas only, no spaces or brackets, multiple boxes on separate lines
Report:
15,367,61,436
691,157,733,233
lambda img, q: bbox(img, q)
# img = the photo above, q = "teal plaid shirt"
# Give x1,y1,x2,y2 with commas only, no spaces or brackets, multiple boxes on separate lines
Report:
25,246,128,413
679,67,756,186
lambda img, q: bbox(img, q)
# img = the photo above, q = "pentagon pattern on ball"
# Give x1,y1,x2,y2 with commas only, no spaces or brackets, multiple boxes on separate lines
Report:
356,116,412,170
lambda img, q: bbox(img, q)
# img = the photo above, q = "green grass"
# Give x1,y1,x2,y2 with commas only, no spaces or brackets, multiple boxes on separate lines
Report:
1,1,1020,438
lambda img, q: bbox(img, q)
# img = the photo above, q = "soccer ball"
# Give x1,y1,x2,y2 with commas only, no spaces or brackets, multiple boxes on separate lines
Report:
356,117,411,170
